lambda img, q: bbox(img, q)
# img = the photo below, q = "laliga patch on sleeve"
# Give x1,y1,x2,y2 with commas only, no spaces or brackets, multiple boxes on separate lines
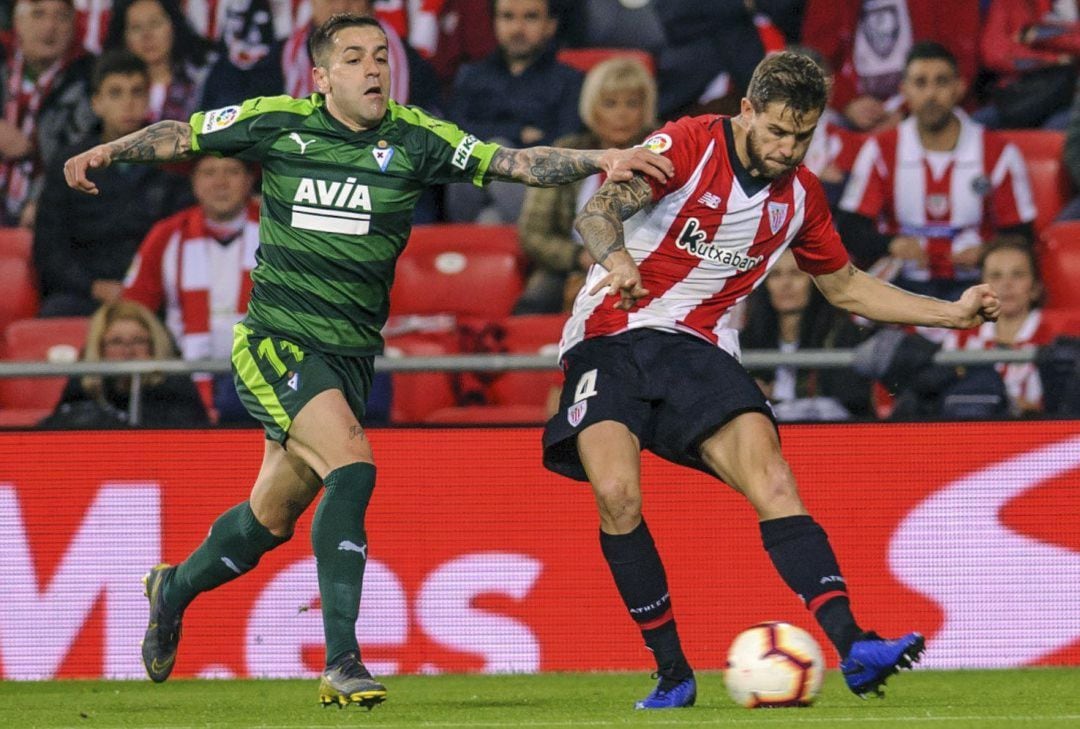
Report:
202,105,241,134
642,133,672,153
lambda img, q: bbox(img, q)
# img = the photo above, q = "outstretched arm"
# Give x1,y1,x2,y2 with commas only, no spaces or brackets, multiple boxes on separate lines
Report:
573,176,654,311
487,146,673,187
64,120,195,195
814,263,1000,329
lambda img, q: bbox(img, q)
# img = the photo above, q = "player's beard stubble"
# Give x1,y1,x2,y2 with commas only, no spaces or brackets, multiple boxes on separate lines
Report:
745,126,797,180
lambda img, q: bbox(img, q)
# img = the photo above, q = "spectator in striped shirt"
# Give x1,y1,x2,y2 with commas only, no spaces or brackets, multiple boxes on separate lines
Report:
937,238,1050,415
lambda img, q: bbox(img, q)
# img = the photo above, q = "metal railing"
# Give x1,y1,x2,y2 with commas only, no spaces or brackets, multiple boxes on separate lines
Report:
0,347,1038,426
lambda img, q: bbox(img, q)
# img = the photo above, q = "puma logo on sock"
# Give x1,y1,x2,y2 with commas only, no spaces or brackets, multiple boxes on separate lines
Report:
338,540,367,558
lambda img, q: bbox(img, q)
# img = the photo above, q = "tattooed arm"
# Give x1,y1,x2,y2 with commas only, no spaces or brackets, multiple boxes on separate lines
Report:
572,176,654,311
64,120,196,195
814,263,1000,328
488,145,673,187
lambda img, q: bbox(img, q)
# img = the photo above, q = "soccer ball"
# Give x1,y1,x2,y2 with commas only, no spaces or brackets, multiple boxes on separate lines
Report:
724,622,825,708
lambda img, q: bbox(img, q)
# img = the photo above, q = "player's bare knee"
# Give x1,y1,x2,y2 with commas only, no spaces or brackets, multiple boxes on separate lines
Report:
744,460,803,517
249,497,299,539
592,478,642,532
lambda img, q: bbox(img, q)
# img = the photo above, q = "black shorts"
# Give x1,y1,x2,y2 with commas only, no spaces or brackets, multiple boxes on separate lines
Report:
542,329,775,481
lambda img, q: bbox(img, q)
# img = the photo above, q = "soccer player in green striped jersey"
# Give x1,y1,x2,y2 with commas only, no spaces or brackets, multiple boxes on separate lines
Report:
64,12,673,708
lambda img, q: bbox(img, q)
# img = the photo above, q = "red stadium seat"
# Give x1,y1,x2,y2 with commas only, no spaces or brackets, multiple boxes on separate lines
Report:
384,333,458,423
0,408,52,427
1038,221,1080,309
998,130,1072,234
1040,308,1080,338
556,47,656,76
423,404,549,424
0,227,32,260
0,256,39,334
487,314,566,408
0,316,90,411
391,224,525,319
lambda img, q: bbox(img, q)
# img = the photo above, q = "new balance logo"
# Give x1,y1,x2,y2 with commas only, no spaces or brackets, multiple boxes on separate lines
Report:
289,132,317,154
338,540,368,558
698,192,722,209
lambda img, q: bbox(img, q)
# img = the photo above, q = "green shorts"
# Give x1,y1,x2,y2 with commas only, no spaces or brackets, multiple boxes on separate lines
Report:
231,322,374,443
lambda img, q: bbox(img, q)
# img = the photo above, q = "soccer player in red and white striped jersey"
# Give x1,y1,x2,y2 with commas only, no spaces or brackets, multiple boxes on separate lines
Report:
837,42,1036,300
542,51,1001,708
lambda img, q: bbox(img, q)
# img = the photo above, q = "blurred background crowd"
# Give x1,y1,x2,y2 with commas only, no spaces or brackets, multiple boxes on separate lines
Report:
1,0,1079,429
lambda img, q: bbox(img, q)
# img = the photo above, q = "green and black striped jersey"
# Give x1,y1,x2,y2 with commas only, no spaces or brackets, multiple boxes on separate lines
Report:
189,95,500,355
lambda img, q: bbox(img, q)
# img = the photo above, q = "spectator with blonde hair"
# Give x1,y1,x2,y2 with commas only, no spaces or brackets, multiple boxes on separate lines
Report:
515,56,656,313
40,299,209,428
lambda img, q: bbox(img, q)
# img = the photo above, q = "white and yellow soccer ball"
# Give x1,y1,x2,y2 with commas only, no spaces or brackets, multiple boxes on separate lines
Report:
724,621,825,708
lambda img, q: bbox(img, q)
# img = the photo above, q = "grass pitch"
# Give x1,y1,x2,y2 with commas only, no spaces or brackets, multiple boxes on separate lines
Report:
2,669,1079,729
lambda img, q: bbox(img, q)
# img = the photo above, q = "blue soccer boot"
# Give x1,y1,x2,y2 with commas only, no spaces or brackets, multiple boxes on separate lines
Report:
841,631,925,698
634,672,697,709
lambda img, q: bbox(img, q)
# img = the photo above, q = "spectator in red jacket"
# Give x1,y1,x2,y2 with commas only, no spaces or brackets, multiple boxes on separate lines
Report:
977,0,1079,129
801,0,980,132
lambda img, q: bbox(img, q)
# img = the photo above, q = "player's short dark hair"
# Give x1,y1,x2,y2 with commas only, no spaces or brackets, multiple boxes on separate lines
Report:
90,50,149,95
905,41,958,73
308,13,385,68
746,51,829,124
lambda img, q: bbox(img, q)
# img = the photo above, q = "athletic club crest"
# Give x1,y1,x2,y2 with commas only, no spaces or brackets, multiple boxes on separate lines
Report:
767,201,789,235
567,400,588,427
926,194,950,219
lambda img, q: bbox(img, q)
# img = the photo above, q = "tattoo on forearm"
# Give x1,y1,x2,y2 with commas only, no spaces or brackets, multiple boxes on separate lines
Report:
108,120,194,162
489,147,600,186
574,177,652,265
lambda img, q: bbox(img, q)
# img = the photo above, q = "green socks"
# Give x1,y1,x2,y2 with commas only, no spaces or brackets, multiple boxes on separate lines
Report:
164,501,289,611
311,462,376,667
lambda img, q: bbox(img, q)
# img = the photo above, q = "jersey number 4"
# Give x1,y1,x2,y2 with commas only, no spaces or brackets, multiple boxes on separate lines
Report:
574,369,599,402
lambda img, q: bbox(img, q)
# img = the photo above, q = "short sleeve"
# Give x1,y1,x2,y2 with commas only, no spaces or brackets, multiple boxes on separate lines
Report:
640,116,713,202
190,96,312,160
391,103,500,186
838,136,888,218
987,139,1037,227
792,173,850,276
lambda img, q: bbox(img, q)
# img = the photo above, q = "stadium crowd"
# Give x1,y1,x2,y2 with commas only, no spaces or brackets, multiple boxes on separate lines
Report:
1,0,1079,427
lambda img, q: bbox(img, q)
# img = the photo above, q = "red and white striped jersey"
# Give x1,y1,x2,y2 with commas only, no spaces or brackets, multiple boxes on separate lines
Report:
184,0,307,41
560,115,850,360
935,309,1051,413
839,111,1036,282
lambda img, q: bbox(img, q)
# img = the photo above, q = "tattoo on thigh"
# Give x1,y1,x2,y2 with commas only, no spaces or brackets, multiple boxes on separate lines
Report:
348,425,366,440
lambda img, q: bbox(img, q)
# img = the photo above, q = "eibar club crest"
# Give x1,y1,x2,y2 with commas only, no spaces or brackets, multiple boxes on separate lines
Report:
767,201,789,235
373,142,395,172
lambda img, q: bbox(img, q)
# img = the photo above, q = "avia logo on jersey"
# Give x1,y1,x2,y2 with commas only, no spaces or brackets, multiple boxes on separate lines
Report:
291,177,372,235
452,134,479,170
674,217,765,271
